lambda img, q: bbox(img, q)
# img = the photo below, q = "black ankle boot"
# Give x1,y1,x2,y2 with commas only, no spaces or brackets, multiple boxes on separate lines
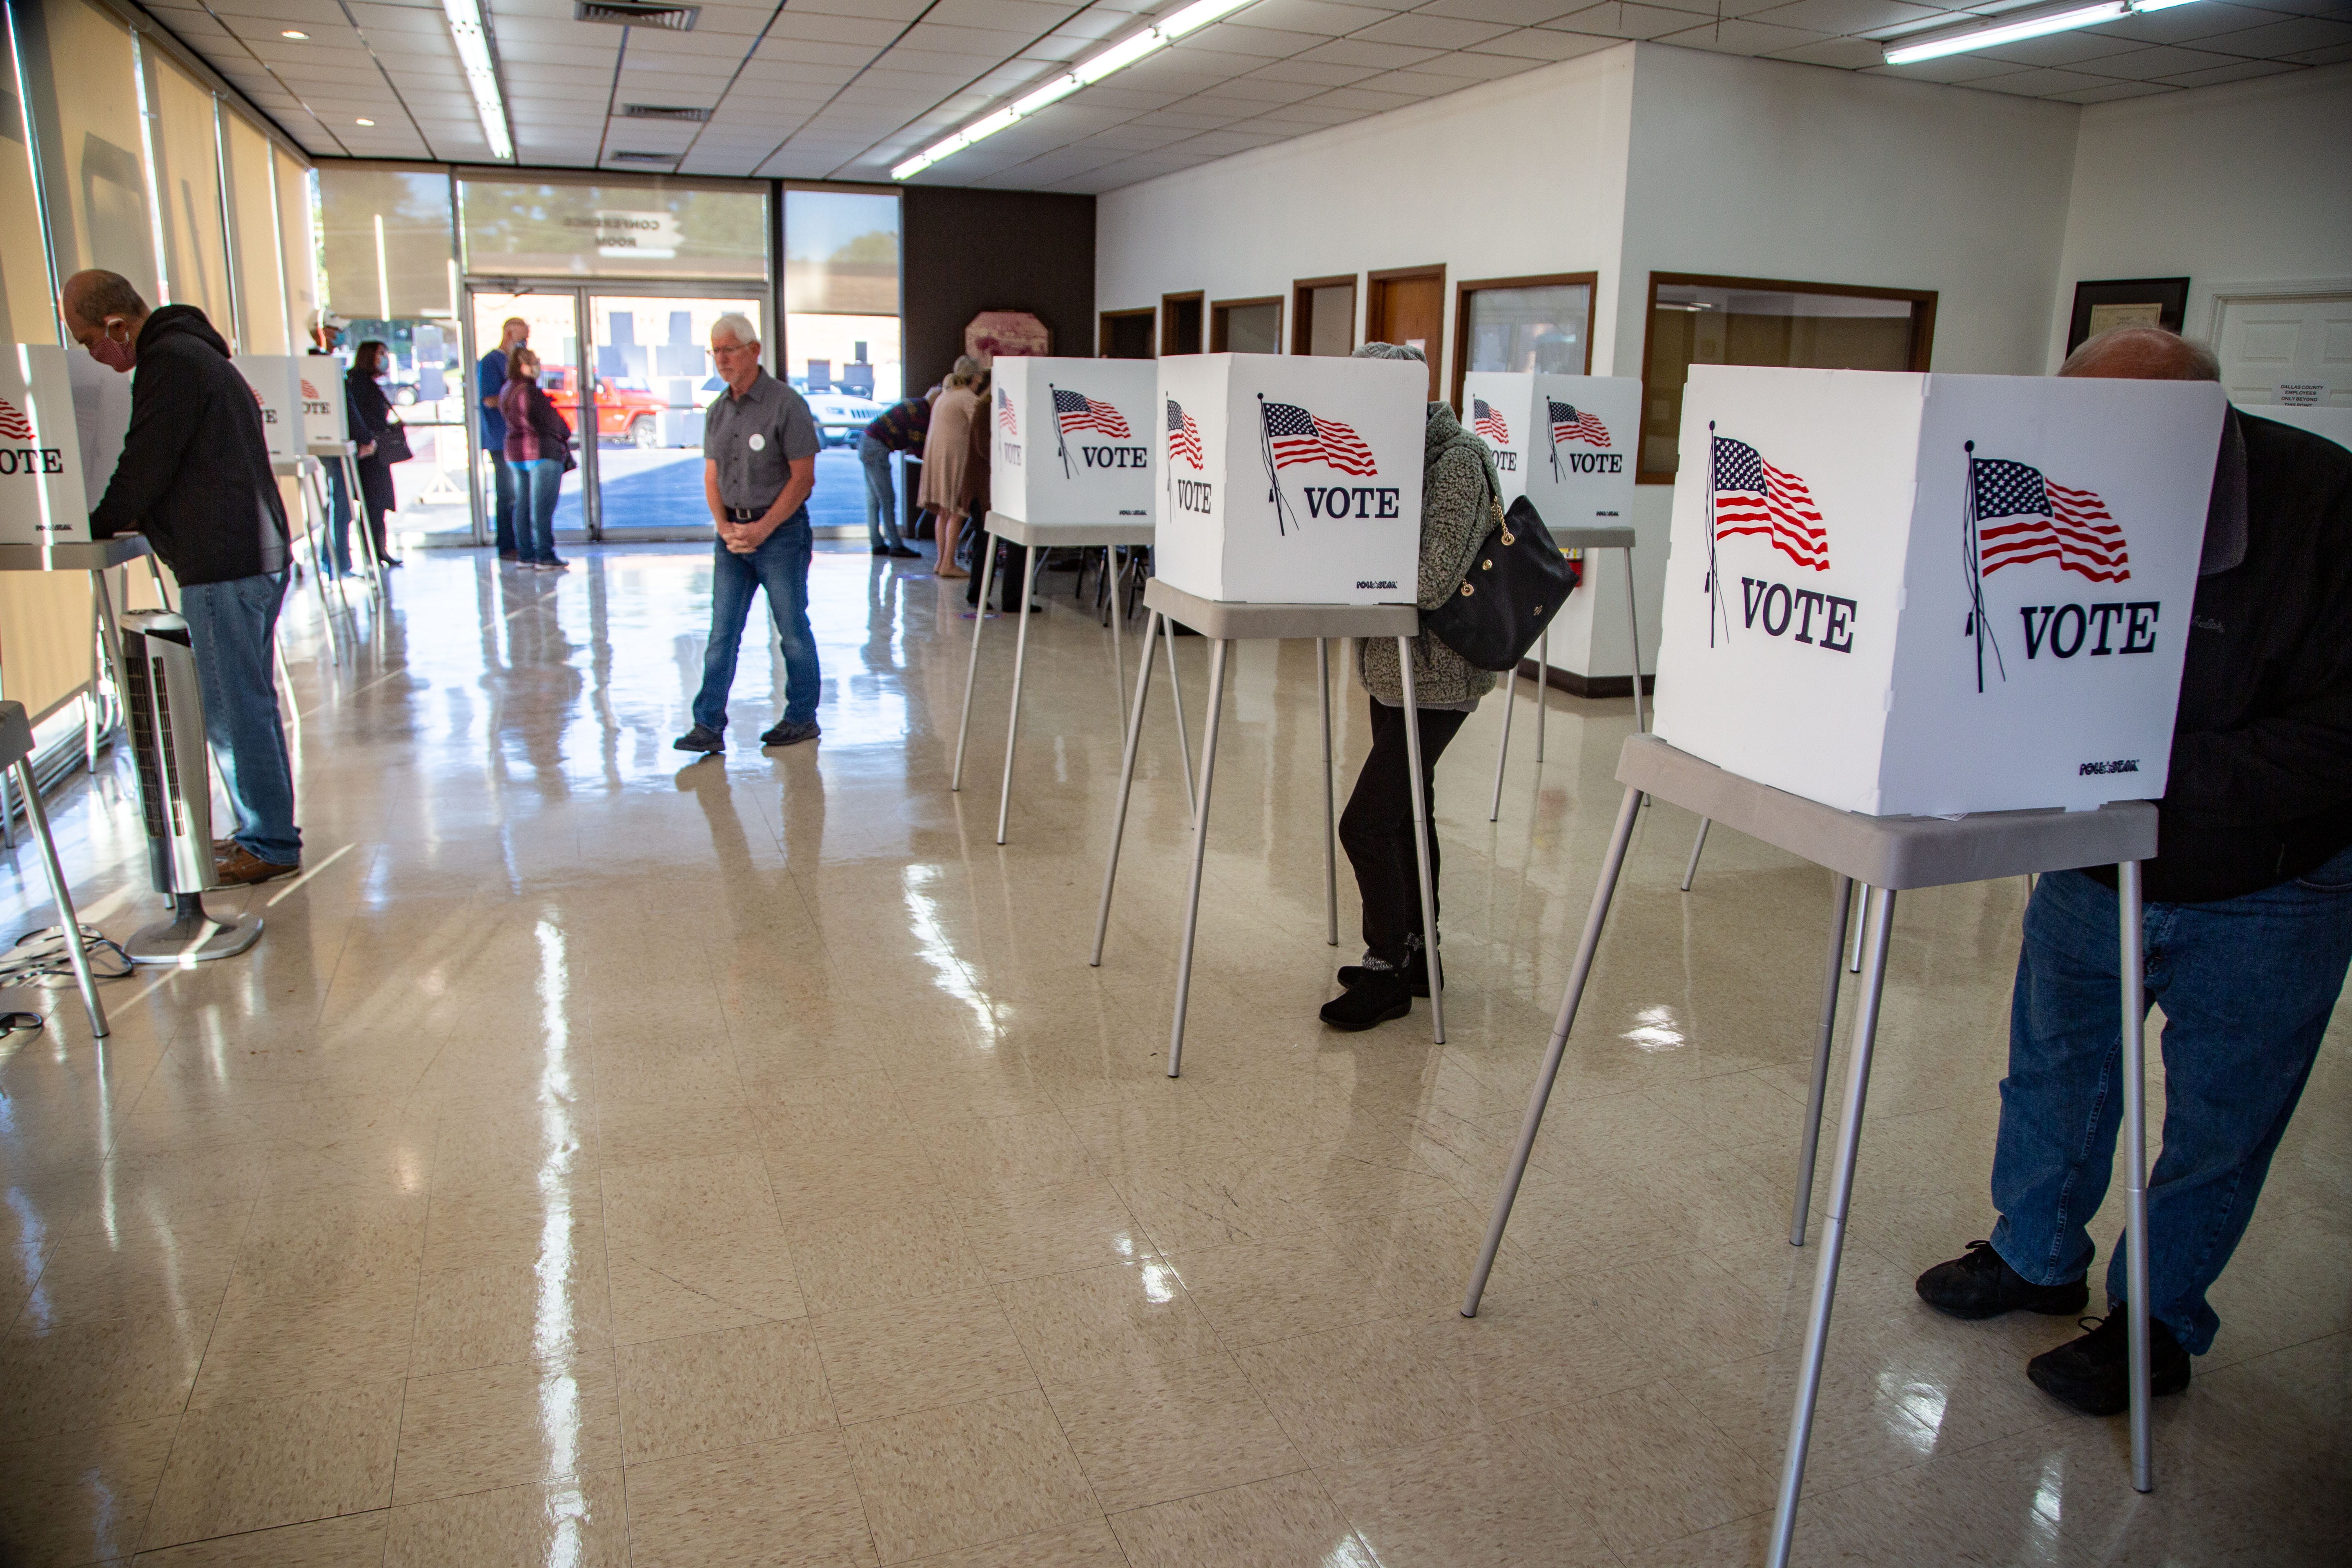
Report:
1319,969,1414,1031
1916,1240,2089,1321
1336,941,1437,997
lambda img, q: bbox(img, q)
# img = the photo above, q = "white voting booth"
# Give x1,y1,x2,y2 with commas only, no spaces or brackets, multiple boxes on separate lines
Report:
299,363,349,452
1152,353,1424,605
0,344,93,545
235,354,306,465
1654,364,2224,817
988,356,1154,523
1460,372,1644,817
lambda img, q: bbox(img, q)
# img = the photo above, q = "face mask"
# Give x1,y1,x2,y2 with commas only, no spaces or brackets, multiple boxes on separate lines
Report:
89,321,135,373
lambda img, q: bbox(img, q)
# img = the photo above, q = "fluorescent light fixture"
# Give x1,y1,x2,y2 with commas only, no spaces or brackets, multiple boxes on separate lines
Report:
891,0,1256,180
356,117,375,126
1883,0,2133,65
281,29,308,39
441,0,514,160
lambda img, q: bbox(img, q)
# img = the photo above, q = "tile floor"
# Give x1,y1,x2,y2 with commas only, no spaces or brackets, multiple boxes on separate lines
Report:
0,543,2344,1566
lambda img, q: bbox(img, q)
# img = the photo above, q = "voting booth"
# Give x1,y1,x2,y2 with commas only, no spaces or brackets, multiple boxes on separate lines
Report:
989,357,1155,523
1653,365,2224,817
1461,372,1639,527
0,345,93,545
299,363,350,452
235,354,306,464
1152,353,1424,605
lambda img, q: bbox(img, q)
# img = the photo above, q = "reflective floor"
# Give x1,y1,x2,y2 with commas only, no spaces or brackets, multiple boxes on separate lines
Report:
1,544,2344,1566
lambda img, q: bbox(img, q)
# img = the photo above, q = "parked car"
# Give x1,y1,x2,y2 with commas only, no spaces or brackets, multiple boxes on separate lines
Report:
540,366,670,447
804,392,885,448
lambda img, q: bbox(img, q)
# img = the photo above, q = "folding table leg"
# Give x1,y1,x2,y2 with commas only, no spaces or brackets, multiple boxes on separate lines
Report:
949,531,1001,791
1166,639,1231,1078
2118,859,2153,1493
1488,652,1517,824
1791,872,1854,1246
1849,880,1867,972
1319,637,1338,947
1766,886,1898,1568
1463,782,1645,1317
1107,550,1126,722
1621,545,1646,735
1396,639,1445,1045
1681,817,1711,892
996,547,1049,844
1091,609,1163,966
1535,624,1550,760
1166,622,1196,815
16,756,108,1038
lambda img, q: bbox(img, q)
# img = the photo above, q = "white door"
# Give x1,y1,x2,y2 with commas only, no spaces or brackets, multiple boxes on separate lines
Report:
2216,293,2352,408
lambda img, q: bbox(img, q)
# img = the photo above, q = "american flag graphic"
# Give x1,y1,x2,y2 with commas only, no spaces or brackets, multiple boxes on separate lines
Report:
1972,458,2129,583
301,378,322,400
0,396,33,441
1471,398,1510,445
1167,398,1203,468
1712,435,1829,572
1548,399,1610,448
1053,388,1129,439
996,387,1016,434
1263,401,1376,476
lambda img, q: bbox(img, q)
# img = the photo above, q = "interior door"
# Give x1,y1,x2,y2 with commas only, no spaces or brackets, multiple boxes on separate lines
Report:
469,287,595,541
1368,268,1445,397
586,293,762,537
2217,293,2352,408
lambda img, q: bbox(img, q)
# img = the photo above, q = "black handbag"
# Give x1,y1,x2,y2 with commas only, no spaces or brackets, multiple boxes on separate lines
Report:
375,419,413,465
1422,494,1583,673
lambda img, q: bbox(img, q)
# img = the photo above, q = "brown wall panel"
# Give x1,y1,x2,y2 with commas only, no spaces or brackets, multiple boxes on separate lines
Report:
901,187,1094,397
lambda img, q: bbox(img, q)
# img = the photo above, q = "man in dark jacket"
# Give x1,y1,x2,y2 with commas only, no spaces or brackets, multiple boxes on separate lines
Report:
1917,326,2352,1415
66,270,302,885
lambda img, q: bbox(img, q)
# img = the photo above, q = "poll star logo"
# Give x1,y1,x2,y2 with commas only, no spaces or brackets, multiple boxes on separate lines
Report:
1258,395,1390,537
0,396,32,441
1959,441,2141,693
1701,427,1834,650
1471,398,1510,445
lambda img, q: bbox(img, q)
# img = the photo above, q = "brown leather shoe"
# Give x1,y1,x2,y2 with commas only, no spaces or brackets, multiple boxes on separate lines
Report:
215,844,299,886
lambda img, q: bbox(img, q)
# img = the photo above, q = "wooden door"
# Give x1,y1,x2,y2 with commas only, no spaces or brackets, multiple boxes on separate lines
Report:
1367,266,1445,398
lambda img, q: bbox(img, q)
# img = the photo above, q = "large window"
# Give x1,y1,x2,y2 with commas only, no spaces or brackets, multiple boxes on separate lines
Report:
782,187,900,442
1451,272,1594,409
1639,273,1936,482
461,178,767,283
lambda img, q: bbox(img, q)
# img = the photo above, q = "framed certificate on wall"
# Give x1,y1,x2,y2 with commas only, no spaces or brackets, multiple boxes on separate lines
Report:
2067,277,2190,354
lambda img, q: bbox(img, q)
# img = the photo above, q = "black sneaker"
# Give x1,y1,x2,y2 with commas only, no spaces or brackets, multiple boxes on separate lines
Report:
1319,969,1414,1032
1338,948,1434,998
886,545,922,559
2027,1312,2191,1417
760,718,820,746
1916,1240,2089,1321
673,724,724,754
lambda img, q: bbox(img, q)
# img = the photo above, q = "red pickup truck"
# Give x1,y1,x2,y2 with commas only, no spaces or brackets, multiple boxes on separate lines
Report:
538,367,669,448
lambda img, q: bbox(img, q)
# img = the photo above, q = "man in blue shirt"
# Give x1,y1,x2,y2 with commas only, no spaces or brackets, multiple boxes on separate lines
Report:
479,317,527,561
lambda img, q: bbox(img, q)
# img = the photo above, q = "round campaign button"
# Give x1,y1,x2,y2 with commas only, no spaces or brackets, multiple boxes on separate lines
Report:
748,432,766,451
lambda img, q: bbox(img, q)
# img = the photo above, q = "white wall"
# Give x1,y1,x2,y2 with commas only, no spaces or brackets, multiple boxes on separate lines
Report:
2050,62,2352,362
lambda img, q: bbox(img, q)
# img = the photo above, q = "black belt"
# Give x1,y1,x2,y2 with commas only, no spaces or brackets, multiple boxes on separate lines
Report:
725,507,767,522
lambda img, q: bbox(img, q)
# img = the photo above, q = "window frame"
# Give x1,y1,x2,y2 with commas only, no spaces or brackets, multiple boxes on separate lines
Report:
1160,290,1205,356
1448,270,1598,412
1636,270,1938,484
1291,273,1356,356
1209,294,1283,354
1098,306,1156,359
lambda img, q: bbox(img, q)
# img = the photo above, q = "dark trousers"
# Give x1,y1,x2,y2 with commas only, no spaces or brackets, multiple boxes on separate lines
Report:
1340,697,1470,967
966,536,1031,612
489,451,517,555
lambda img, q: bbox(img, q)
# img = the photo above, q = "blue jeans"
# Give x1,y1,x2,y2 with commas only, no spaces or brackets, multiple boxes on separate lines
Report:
323,461,352,575
490,451,517,556
858,434,904,549
690,512,820,732
511,459,562,564
180,572,301,866
1990,844,2352,1353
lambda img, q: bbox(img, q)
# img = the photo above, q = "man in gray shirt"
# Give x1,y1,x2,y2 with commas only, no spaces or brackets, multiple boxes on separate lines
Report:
676,313,824,751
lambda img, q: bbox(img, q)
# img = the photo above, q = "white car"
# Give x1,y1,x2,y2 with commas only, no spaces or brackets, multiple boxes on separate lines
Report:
804,392,885,447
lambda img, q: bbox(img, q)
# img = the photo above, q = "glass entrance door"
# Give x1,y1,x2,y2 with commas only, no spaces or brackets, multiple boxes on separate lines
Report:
585,294,762,537
469,288,592,546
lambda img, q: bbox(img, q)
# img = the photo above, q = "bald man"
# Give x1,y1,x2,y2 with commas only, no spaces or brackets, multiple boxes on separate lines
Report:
65,270,301,885
1918,327,2352,1414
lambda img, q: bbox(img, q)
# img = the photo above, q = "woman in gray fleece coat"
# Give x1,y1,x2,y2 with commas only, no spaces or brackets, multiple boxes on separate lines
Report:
1325,342,1503,1031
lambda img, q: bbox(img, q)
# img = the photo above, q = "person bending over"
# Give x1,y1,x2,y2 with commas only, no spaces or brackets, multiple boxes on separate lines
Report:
858,386,930,558
1915,325,2352,1415
673,314,823,753
68,270,303,886
1323,342,1502,1032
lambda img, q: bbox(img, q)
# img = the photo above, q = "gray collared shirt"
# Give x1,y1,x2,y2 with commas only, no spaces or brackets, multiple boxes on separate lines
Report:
704,370,820,511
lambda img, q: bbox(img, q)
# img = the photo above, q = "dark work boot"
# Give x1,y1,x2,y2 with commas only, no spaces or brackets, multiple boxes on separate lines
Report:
672,724,724,754
1336,947,1433,998
2027,1312,2191,1416
1915,1240,2089,1321
1319,969,1414,1032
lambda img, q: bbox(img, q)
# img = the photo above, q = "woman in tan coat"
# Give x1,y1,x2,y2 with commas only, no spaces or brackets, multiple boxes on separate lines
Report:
919,357,983,577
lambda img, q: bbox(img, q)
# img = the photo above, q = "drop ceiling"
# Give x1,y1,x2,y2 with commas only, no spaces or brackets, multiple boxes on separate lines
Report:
147,0,2352,192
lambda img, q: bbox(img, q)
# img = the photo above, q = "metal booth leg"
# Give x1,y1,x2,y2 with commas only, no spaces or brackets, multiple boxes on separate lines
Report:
1463,782,1645,1317
1681,818,1711,892
1107,549,1127,723
1319,637,1338,947
1849,880,1867,972
995,546,1049,844
1488,647,1517,824
1165,619,1196,815
1091,608,1163,966
949,527,1001,791
1766,885,1898,1568
1621,545,1646,735
2118,859,2154,1493
1790,873,1854,1246
1396,638,1445,1045
16,756,108,1038
1166,638,1231,1078
1535,623,1550,760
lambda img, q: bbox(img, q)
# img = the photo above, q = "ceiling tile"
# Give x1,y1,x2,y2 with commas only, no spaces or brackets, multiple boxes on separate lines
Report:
1965,65,2118,95
1234,0,1401,33
1467,25,1622,57
2158,54,2306,84
1655,19,1829,53
2078,44,2252,77
1766,35,1893,66
1413,0,1588,24
1353,13,1516,45
1741,0,1949,32
1297,37,1448,65
2049,78,2177,103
